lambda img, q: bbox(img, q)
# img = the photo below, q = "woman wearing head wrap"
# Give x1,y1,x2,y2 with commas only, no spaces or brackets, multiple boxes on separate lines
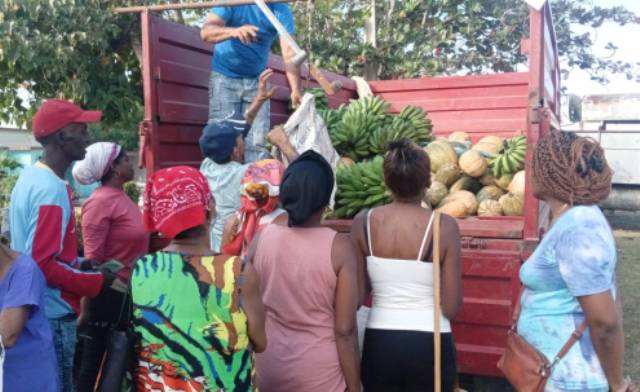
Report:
221,159,286,256
515,131,637,391
248,151,361,392
72,142,150,392
131,166,266,391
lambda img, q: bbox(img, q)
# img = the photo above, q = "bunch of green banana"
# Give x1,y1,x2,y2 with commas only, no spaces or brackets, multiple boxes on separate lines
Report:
397,105,434,144
307,87,329,111
334,156,392,218
331,108,379,161
318,108,342,134
369,116,427,155
489,135,527,177
348,96,391,117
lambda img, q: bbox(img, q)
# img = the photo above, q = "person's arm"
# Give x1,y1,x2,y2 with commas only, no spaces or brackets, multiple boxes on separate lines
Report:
440,214,462,320
350,211,370,306
240,261,266,353
221,214,241,252
280,37,302,108
578,291,627,391
29,202,104,298
0,307,29,348
200,12,258,45
267,125,298,162
244,69,275,126
332,233,361,392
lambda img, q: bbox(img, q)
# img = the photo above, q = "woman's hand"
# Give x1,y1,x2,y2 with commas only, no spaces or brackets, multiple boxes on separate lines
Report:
256,69,276,103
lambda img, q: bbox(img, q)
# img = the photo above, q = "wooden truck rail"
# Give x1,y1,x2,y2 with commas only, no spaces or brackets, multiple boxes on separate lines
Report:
136,2,560,377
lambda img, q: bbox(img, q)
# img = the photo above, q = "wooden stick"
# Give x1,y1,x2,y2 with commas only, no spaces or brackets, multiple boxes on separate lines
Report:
114,0,298,14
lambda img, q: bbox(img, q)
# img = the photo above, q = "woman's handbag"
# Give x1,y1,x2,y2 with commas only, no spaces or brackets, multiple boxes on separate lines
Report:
496,287,588,391
94,287,136,392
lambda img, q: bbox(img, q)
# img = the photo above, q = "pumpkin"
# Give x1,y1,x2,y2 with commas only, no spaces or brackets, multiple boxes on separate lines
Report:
449,176,481,194
508,170,526,195
494,174,514,190
438,200,468,218
499,193,525,216
478,199,503,217
425,181,449,207
338,157,355,167
459,150,488,177
472,136,505,155
479,170,496,186
440,190,478,215
425,140,458,172
434,163,462,187
448,131,472,143
476,185,505,203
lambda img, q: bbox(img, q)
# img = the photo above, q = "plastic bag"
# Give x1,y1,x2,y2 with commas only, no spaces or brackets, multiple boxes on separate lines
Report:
273,93,340,206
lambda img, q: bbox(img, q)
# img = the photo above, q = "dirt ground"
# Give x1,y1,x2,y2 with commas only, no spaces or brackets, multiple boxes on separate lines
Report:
615,230,640,377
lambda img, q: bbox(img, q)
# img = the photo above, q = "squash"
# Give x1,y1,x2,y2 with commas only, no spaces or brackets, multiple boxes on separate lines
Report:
449,176,481,194
459,150,488,177
472,136,505,155
440,190,478,215
476,185,505,203
494,174,514,190
434,163,462,187
479,170,496,186
508,170,526,195
448,131,472,143
499,193,525,216
338,157,355,167
425,140,458,172
478,199,503,217
425,181,449,207
438,200,468,218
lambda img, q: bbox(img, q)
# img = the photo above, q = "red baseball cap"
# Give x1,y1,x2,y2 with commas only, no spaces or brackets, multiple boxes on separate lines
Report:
32,99,102,139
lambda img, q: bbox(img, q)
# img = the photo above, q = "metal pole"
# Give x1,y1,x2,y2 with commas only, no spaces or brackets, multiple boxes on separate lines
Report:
114,0,298,14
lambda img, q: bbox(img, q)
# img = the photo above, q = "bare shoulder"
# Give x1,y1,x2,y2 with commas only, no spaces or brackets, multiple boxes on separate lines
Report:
438,213,460,237
331,232,357,271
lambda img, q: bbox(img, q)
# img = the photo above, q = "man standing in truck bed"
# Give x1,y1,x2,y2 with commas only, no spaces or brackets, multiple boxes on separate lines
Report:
201,3,302,163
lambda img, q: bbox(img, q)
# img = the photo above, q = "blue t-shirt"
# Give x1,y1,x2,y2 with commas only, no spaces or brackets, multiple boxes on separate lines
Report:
211,5,295,78
0,254,59,392
518,205,615,391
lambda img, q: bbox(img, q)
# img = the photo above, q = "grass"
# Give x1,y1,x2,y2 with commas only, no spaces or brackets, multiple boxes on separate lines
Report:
615,231,640,377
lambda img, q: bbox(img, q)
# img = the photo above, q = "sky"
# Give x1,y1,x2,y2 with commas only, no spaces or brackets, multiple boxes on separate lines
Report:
562,0,640,96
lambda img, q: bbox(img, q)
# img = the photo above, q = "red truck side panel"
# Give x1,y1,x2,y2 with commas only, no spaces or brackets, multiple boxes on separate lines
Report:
138,2,561,378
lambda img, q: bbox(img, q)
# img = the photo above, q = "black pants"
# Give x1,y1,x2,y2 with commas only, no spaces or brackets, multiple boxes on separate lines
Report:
361,328,457,392
75,288,128,392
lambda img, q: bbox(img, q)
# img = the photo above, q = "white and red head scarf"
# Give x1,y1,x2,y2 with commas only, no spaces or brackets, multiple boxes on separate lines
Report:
72,142,121,185
143,166,211,239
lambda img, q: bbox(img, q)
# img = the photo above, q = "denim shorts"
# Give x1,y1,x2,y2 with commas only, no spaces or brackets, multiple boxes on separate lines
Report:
209,71,271,163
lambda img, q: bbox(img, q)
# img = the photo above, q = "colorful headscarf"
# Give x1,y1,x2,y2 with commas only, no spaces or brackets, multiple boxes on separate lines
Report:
143,166,211,240
222,159,285,256
72,142,121,185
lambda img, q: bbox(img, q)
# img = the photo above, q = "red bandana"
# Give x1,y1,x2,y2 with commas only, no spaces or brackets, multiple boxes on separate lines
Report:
143,166,210,239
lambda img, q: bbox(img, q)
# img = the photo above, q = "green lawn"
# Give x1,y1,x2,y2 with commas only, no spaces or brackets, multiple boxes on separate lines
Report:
616,231,640,377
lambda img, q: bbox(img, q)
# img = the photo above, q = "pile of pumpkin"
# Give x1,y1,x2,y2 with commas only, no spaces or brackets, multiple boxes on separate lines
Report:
424,132,526,218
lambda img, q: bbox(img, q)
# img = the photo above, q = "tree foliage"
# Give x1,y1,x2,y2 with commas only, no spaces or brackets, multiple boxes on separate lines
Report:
0,0,638,149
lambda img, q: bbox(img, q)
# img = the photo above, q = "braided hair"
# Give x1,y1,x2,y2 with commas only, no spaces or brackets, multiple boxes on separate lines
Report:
532,130,612,205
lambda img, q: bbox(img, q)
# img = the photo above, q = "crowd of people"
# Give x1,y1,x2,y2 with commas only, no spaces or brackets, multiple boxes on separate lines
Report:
0,3,637,392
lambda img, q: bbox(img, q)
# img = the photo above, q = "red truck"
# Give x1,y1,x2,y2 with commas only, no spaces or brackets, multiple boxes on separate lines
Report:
136,3,560,380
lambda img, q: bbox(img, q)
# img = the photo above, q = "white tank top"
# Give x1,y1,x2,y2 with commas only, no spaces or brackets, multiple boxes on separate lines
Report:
366,210,452,333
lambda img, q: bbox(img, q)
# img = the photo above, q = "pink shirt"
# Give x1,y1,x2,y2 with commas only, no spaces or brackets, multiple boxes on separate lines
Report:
81,187,149,282
254,224,346,392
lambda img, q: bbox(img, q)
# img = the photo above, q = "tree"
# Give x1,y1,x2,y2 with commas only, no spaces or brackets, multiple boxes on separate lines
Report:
0,0,638,149
291,0,640,82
